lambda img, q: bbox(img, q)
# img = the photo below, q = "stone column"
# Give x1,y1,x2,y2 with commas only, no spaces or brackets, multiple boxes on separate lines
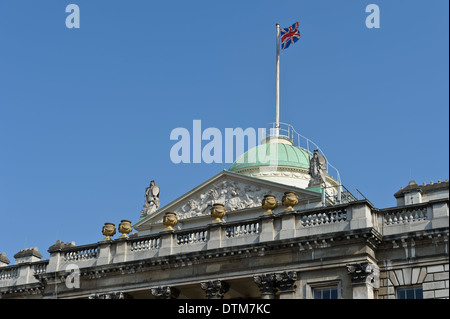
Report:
349,202,374,230
200,280,229,299
431,201,449,228
151,286,180,299
97,240,112,265
47,241,75,273
207,223,224,250
13,248,43,285
159,230,175,257
259,216,275,242
113,238,128,263
346,262,379,299
279,214,296,240
254,273,278,299
275,271,297,299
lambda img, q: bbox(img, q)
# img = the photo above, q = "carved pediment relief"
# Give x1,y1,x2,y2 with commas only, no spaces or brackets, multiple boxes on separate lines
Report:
134,171,321,230
173,179,284,220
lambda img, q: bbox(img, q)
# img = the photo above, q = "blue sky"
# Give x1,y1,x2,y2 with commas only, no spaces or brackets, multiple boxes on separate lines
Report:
0,0,448,261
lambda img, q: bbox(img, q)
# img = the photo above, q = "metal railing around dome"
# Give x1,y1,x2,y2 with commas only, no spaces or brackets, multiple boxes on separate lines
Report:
262,122,342,185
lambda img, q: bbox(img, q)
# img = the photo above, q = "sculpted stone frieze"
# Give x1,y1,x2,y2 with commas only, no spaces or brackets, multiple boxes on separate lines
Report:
172,180,285,220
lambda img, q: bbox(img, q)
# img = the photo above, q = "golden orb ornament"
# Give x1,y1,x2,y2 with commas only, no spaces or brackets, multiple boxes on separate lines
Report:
262,194,278,215
118,220,133,238
282,191,299,212
102,222,116,241
163,212,178,231
211,203,226,223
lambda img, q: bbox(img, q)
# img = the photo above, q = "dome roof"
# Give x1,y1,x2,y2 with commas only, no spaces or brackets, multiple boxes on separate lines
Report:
229,142,313,172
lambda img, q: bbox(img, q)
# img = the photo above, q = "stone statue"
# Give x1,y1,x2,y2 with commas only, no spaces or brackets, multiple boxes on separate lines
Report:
308,150,327,187
141,180,160,217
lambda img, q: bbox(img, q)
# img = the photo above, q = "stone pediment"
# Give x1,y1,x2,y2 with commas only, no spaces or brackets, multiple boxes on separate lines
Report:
134,170,321,233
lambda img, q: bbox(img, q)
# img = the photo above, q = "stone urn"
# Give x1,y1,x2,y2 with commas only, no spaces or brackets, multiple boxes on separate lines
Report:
211,203,226,223
102,222,116,241
282,191,299,212
118,220,133,238
163,212,178,231
262,194,278,215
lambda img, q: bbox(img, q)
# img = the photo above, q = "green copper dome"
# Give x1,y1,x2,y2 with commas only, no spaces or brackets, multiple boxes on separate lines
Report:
229,143,313,171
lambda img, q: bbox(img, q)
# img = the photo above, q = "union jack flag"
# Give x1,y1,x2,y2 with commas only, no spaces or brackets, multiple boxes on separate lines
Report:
280,22,301,51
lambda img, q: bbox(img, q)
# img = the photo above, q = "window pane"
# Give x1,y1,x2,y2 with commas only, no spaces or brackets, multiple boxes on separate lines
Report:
330,288,338,299
415,288,423,299
313,287,338,299
314,290,321,299
397,287,423,299
397,289,406,299
406,289,415,299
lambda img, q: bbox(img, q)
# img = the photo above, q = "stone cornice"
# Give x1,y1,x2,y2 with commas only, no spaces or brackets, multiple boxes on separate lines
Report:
34,227,381,283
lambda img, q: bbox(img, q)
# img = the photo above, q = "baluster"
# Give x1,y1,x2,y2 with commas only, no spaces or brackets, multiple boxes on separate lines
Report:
330,212,335,223
398,211,404,223
387,213,393,225
392,213,398,224
402,211,409,223
413,209,419,221
307,215,311,226
419,208,425,220
324,212,330,224
408,210,414,222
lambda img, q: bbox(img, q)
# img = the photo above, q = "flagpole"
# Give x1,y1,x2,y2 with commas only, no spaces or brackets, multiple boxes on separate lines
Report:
275,23,280,137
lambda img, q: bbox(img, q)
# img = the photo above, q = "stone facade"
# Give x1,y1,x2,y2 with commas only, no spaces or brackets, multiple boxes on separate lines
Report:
0,175,448,299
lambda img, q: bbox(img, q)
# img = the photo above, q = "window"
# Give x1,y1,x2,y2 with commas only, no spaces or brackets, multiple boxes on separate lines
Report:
307,279,341,299
396,286,423,299
313,287,338,299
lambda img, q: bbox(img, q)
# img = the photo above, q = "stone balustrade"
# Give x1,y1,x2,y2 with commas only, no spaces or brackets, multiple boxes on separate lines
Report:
130,236,161,252
63,245,98,262
299,207,347,227
0,266,19,281
225,221,260,238
177,230,208,245
0,198,447,292
383,206,427,225
31,261,48,275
